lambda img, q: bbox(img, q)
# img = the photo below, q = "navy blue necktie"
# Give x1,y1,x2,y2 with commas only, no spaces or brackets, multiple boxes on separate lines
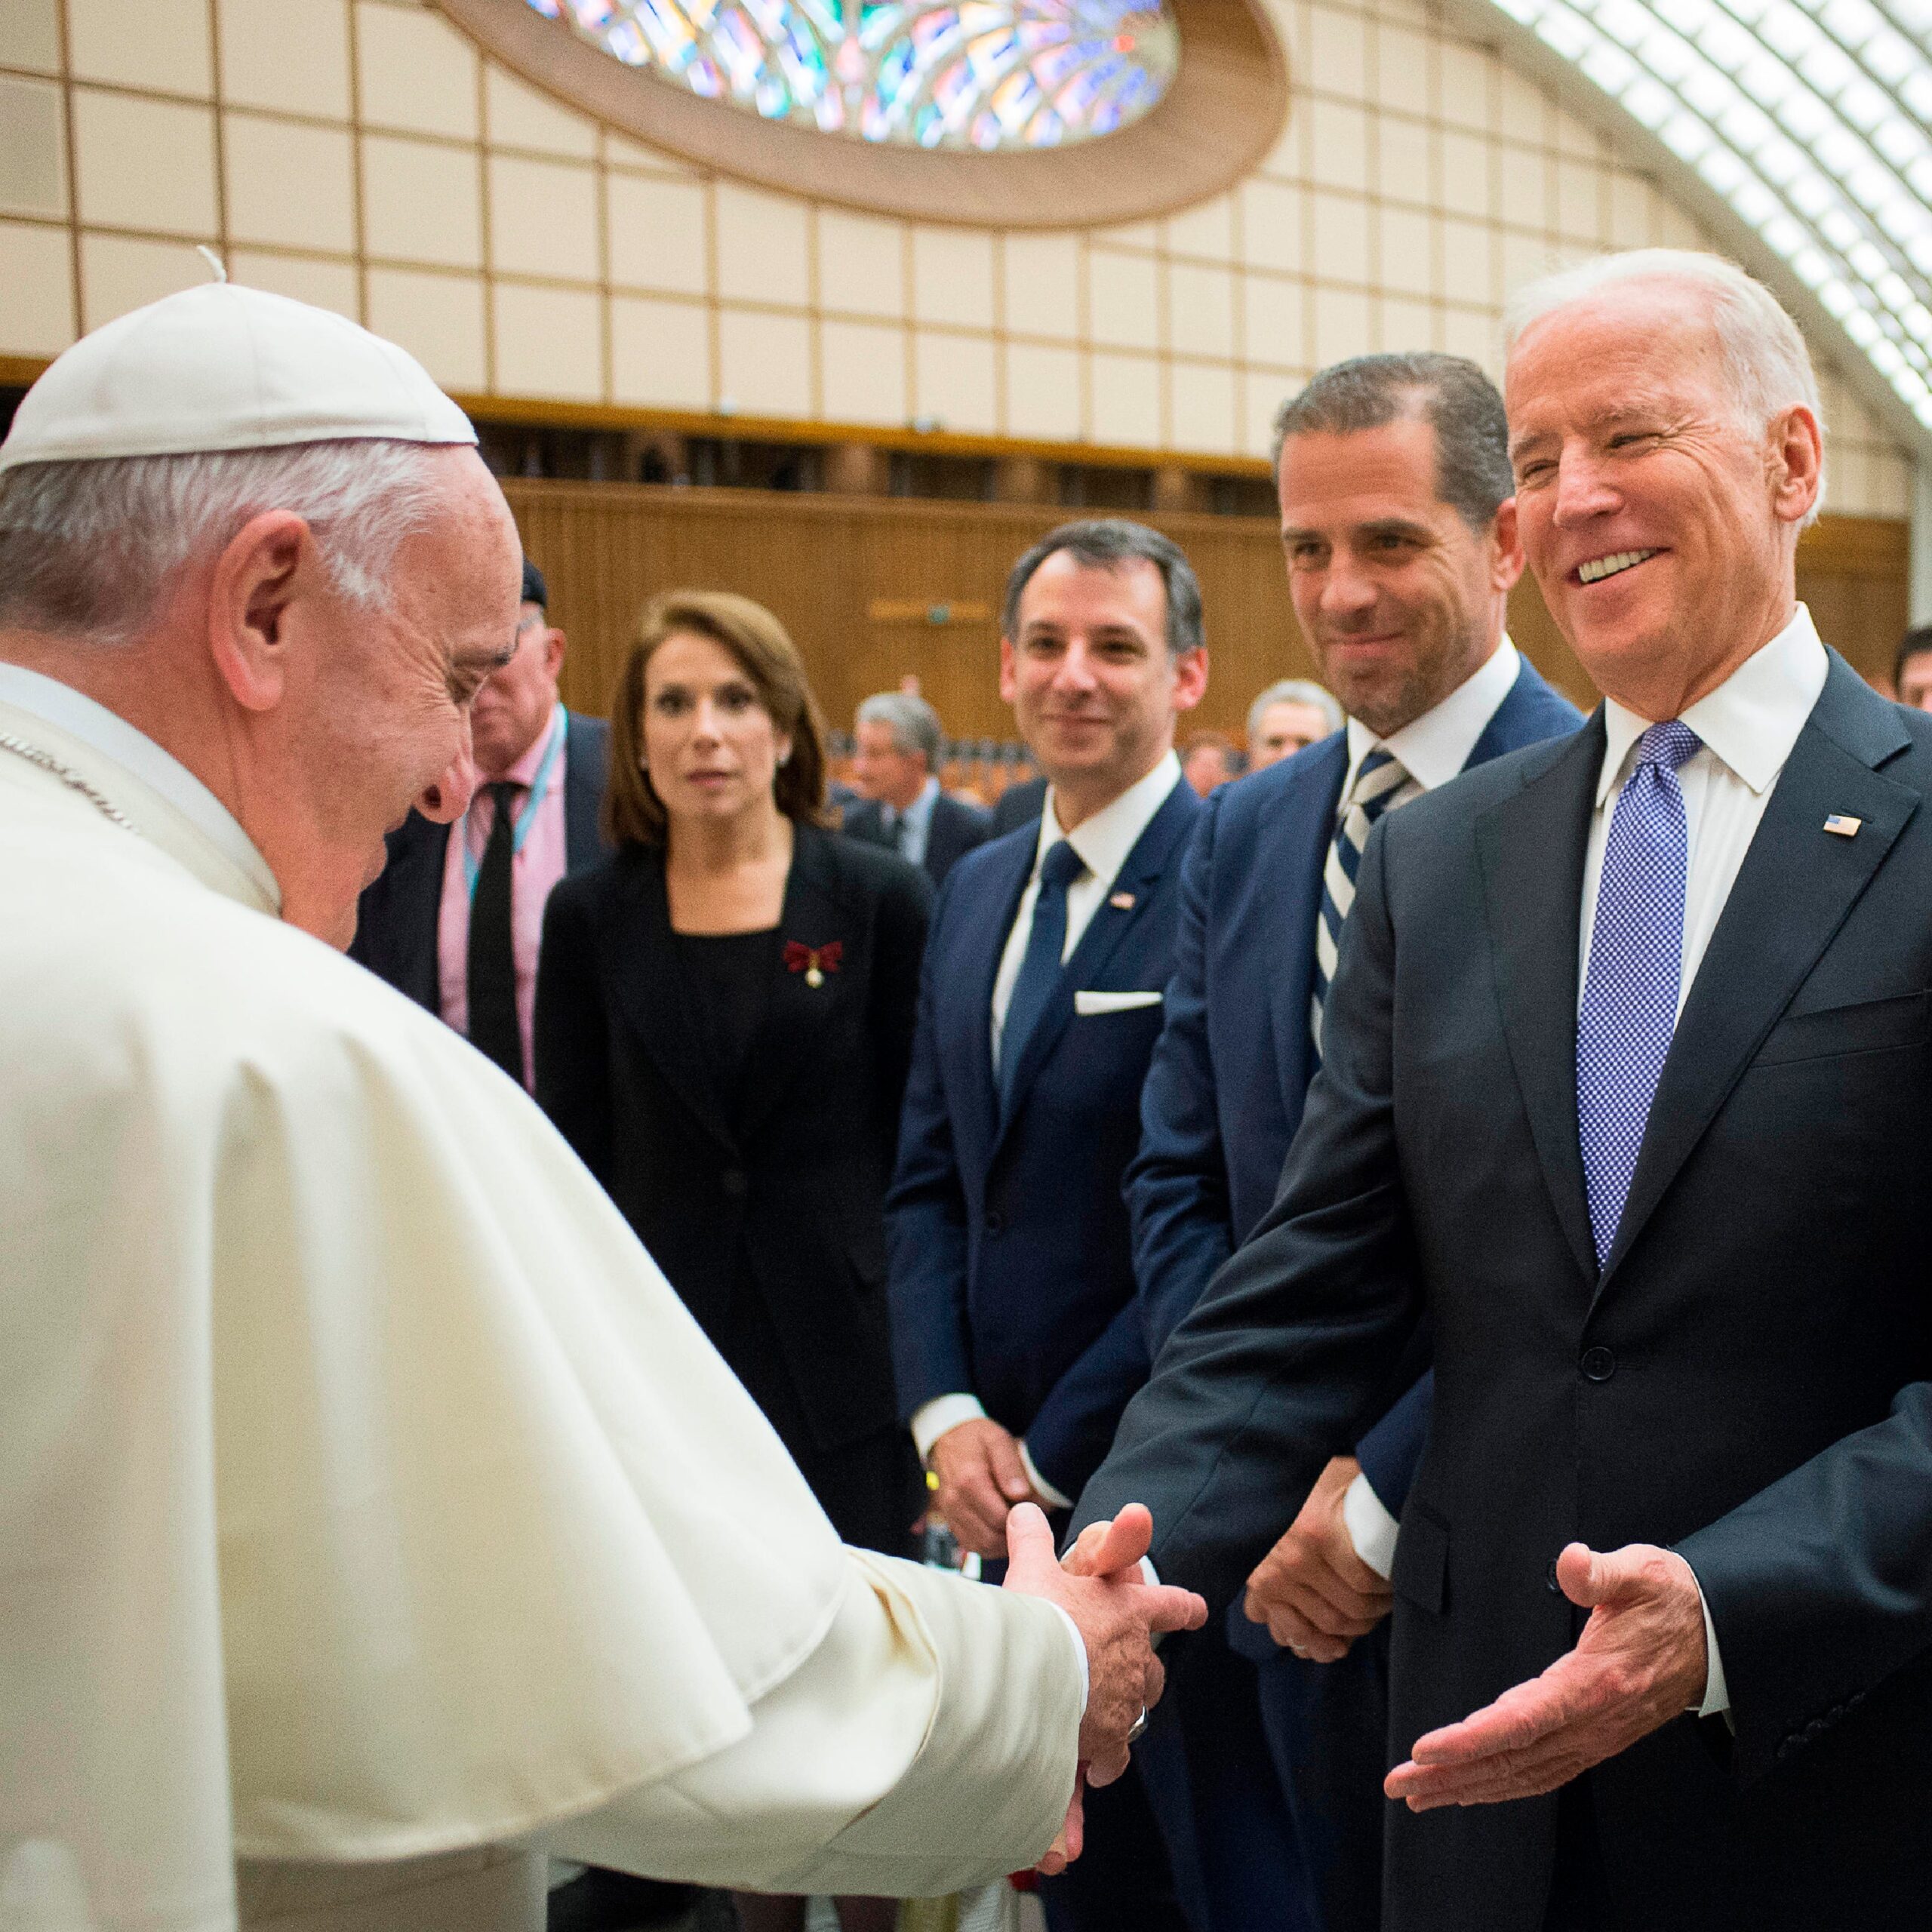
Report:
1577,720,1702,1266
998,838,1086,1114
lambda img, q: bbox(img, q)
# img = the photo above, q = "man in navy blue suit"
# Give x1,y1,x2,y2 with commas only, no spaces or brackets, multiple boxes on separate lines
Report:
888,519,1219,1932
1125,352,1582,1930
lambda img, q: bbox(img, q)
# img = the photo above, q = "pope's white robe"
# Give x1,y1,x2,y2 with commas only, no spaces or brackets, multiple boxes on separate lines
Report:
0,678,1081,1932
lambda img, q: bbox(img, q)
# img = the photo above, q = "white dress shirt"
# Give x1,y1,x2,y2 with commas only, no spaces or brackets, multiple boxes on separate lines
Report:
896,775,941,868
1577,604,1828,1719
912,749,1185,1502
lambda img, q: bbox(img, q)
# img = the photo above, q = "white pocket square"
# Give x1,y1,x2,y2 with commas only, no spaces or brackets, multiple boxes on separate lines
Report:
1074,989,1164,1016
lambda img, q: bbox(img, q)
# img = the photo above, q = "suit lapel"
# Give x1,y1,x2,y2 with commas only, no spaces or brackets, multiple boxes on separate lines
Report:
1600,657,1917,1288
610,851,738,1155
737,827,850,1145
1475,719,1604,1287
1269,737,1347,1104
960,835,1035,1165
995,780,1198,1140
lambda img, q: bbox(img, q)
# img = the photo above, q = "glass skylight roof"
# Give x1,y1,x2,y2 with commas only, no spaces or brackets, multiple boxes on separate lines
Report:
1476,0,1932,437
525,0,1179,152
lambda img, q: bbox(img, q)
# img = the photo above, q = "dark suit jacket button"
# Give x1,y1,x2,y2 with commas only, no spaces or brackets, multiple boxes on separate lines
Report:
1546,1560,1562,1592
720,1168,748,1197
983,1210,1004,1235
1580,1346,1616,1382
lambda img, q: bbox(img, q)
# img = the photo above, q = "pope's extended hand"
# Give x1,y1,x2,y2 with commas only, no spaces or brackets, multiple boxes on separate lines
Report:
1003,1502,1206,1790
1384,1542,1707,1810
1242,1456,1392,1663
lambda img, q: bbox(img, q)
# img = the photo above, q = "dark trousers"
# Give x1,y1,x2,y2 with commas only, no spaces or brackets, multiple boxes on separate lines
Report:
1136,1621,1305,1932
1254,1614,1392,1932
1036,1755,1189,1932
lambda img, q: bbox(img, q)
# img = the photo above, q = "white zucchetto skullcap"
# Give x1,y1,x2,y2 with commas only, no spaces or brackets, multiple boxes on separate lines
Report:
0,281,476,473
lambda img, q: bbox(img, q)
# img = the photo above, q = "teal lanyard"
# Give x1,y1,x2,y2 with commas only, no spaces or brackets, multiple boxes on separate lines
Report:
462,703,566,900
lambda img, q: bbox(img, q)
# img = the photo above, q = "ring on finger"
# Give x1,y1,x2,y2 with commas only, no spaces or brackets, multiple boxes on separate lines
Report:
1127,1706,1148,1742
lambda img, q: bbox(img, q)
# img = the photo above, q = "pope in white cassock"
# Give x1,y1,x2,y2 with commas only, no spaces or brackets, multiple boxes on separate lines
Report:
0,282,1203,1932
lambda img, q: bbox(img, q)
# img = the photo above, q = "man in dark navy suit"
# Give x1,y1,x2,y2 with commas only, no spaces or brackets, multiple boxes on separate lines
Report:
1079,251,1932,1931
1125,352,1581,1932
841,688,992,888
888,520,1225,1932
349,558,611,1092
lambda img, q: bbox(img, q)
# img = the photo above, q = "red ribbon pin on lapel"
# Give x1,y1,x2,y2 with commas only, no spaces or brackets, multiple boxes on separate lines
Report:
783,939,843,988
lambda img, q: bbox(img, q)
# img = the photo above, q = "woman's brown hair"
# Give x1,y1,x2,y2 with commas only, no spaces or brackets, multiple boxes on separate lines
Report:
603,589,830,848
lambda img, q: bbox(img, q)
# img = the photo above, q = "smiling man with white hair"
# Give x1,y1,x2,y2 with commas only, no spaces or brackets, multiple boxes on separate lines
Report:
1073,247,1932,1929
0,282,1203,1932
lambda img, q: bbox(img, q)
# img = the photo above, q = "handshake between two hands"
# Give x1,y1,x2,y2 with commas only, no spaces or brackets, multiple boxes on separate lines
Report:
999,1502,1206,1875
994,1472,1710,1869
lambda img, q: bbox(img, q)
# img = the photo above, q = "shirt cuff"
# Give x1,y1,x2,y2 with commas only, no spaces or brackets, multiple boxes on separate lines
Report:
1690,1571,1730,1718
910,1393,987,1466
1044,1603,1089,1714
1019,1441,1073,1512
1341,1469,1400,1583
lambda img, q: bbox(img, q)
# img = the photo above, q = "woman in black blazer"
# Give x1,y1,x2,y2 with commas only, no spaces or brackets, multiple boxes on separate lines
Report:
534,595,928,1932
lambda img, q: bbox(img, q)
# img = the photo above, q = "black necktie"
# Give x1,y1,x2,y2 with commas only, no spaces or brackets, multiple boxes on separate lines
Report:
998,838,1086,1115
466,780,524,1082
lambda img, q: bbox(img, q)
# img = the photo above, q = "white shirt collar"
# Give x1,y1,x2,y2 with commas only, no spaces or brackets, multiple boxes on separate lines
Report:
1038,749,1183,891
1595,605,1829,806
1344,636,1521,792
903,774,941,835
0,660,281,906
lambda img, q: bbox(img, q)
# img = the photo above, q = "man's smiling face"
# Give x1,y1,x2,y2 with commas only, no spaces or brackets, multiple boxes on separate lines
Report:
1506,276,1814,714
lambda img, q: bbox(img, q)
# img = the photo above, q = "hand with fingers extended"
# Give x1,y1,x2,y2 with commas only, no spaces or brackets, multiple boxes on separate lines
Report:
1002,1502,1207,1791
1242,1456,1393,1663
928,1417,1041,1560
1384,1541,1707,1811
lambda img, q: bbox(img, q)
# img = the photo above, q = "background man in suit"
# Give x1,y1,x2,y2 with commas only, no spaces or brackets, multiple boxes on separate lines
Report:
1128,352,1581,1932
1894,624,1932,711
1247,678,1343,770
990,768,1048,833
349,557,608,1090
888,520,1217,1932
1075,246,1932,1930
843,689,992,886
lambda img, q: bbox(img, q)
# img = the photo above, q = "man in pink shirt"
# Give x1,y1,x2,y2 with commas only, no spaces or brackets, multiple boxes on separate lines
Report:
350,558,611,1090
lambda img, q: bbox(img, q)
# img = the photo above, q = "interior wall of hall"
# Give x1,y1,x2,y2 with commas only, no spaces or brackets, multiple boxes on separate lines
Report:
0,0,1914,737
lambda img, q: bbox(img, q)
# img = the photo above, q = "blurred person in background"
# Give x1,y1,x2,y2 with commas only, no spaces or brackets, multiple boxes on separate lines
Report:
844,690,992,888
1180,729,1242,796
1247,677,1344,770
1894,624,1932,711
536,591,932,1932
349,558,610,1091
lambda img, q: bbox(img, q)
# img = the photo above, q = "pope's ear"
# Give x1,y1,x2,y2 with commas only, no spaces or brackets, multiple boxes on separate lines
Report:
206,510,311,712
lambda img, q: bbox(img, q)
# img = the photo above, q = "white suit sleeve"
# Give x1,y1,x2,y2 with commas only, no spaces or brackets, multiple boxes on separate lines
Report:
535,1551,1083,1898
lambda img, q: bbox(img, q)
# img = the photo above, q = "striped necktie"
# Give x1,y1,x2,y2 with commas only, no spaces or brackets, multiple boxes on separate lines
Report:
1311,749,1418,1058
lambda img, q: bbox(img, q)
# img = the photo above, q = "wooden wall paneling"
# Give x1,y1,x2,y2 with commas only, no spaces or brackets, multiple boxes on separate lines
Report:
503,481,1910,747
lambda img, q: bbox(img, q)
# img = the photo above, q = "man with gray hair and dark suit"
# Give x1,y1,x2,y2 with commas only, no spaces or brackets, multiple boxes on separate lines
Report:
844,690,992,888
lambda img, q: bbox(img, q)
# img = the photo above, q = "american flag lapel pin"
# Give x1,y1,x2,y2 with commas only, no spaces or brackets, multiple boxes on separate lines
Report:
1823,814,1862,838
1109,891,1137,910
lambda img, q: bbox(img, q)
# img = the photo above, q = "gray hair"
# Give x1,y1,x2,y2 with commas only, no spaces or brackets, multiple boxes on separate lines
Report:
0,438,456,645
1504,249,1823,525
1001,518,1204,659
1271,353,1513,533
1247,678,1343,743
855,690,944,771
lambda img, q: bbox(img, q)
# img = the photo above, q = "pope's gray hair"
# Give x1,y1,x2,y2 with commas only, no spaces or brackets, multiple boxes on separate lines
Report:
1504,250,1824,525
0,438,455,645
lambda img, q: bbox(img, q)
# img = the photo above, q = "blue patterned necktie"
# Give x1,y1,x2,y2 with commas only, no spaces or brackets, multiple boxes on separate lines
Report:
1577,720,1702,1266
998,838,1087,1113
1311,749,1418,1058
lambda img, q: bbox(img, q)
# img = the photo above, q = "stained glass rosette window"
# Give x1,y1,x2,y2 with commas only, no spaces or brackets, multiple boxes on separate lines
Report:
523,0,1179,150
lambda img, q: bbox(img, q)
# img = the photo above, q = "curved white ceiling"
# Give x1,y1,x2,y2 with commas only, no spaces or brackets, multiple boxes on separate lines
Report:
1462,0,1932,457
